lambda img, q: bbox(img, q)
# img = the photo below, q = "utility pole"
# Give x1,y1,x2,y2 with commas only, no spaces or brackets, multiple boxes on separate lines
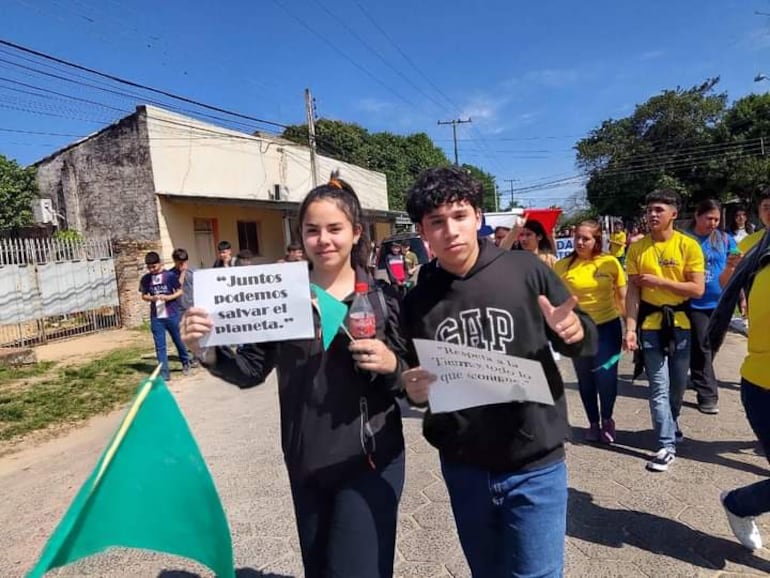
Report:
503,179,517,209
305,88,318,188
437,118,472,165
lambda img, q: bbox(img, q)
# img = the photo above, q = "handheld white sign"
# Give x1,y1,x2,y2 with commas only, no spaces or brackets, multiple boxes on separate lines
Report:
555,236,574,260
412,339,554,413
194,262,314,347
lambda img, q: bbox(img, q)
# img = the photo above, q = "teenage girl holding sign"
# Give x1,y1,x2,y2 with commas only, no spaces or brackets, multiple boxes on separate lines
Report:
181,174,408,578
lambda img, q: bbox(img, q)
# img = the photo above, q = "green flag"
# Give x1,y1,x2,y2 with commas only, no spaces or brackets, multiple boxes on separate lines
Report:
27,374,234,578
592,352,622,373
311,283,350,349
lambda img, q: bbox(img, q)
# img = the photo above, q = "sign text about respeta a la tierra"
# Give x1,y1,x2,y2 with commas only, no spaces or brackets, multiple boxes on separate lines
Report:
194,262,314,347
413,339,554,413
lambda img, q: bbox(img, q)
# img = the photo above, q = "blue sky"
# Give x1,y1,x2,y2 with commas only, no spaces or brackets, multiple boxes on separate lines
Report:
2,0,770,207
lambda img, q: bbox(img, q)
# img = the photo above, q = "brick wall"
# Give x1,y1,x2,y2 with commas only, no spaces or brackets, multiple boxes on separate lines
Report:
113,239,163,328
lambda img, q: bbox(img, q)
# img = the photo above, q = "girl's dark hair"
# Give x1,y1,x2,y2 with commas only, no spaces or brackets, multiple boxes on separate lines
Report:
406,166,483,223
692,198,726,251
523,219,555,254
729,204,755,235
695,198,721,217
298,170,369,270
567,220,603,267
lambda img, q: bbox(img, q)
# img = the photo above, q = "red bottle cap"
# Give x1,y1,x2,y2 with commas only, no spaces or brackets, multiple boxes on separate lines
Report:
355,282,369,293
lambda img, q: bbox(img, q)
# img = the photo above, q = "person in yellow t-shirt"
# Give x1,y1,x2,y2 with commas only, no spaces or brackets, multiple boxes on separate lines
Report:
624,189,705,473
609,222,627,263
555,220,627,444
720,251,770,551
738,189,770,254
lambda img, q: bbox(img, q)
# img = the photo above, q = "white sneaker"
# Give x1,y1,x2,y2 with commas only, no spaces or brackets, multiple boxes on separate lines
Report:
646,448,675,472
720,491,763,550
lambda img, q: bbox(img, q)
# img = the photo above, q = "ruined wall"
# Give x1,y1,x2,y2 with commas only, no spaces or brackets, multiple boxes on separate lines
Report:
35,110,160,241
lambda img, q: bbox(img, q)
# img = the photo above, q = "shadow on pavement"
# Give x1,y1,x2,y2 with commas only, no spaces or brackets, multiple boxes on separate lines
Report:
568,488,770,573
618,429,769,478
158,569,294,578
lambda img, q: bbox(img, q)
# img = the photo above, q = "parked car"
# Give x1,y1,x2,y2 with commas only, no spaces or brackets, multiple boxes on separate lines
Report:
373,233,431,287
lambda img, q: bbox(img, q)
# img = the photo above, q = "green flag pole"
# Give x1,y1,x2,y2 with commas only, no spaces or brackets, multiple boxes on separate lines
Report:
27,368,235,578
93,364,159,486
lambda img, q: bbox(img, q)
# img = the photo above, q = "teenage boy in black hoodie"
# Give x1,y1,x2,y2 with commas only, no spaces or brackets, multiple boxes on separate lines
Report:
401,166,597,578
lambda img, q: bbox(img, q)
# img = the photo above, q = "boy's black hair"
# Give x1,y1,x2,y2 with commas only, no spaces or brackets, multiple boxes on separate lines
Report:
406,166,484,223
217,240,232,251
144,251,161,265
237,249,253,260
758,185,770,203
645,188,681,210
171,248,189,262
286,242,303,252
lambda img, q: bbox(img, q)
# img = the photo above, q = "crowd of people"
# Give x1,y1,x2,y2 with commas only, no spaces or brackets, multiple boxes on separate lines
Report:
137,166,768,577
138,238,306,380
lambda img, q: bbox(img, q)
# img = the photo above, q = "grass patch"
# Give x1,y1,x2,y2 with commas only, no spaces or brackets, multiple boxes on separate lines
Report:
0,346,158,441
0,361,57,384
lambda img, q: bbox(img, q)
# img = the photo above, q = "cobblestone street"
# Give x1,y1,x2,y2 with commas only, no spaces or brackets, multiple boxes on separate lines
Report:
1,333,769,577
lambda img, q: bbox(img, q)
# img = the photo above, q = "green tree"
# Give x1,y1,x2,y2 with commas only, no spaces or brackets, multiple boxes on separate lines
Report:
460,164,498,212
576,78,728,217
717,93,770,203
282,120,452,211
0,154,38,230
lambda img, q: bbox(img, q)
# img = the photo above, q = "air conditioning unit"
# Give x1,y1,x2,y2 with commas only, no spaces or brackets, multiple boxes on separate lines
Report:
32,198,56,224
271,184,289,201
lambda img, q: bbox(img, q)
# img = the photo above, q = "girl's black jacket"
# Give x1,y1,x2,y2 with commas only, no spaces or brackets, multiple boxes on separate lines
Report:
206,277,408,487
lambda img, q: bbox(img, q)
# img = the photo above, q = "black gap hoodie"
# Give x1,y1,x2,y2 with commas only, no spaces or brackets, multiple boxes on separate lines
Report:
403,240,598,473
206,277,408,487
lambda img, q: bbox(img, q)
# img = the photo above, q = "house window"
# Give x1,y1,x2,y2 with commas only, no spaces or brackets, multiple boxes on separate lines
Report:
237,221,260,255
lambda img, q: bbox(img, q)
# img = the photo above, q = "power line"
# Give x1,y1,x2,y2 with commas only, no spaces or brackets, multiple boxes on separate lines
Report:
0,39,289,130
268,0,420,109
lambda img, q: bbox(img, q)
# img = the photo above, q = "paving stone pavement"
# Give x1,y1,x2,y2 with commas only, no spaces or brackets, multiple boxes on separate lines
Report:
1,333,770,577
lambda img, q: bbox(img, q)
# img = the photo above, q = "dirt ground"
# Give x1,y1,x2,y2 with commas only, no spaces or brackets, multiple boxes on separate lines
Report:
34,328,153,365
0,328,156,457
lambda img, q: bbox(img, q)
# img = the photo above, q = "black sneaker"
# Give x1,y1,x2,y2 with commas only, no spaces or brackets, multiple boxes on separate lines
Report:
646,448,676,472
182,363,191,376
698,401,719,415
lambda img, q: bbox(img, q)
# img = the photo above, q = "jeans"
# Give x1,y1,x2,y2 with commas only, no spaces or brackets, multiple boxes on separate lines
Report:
723,379,770,518
289,452,405,578
641,328,690,452
441,457,567,578
150,315,190,379
573,318,622,423
689,308,718,405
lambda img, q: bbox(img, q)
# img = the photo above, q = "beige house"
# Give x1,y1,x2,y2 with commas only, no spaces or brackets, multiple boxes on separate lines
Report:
35,105,396,325
146,106,395,267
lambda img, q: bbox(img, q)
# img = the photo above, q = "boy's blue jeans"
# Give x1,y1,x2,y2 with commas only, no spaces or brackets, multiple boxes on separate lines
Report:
441,457,567,577
723,379,770,518
641,328,690,452
150,315,190,379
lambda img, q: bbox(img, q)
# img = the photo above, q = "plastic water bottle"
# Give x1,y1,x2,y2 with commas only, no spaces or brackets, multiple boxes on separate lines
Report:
348,282,376,339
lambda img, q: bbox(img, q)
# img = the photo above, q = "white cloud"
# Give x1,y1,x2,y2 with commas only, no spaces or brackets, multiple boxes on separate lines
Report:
356,98,392,113
744,27,770,51
458,95,508,121
638,49,665,61
525,68,582,88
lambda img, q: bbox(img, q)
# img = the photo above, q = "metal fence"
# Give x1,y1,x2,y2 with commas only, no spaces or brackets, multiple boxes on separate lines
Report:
0,237,121,347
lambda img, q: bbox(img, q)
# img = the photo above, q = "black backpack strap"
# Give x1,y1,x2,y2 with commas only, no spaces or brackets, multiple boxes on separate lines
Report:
366,287,389,338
